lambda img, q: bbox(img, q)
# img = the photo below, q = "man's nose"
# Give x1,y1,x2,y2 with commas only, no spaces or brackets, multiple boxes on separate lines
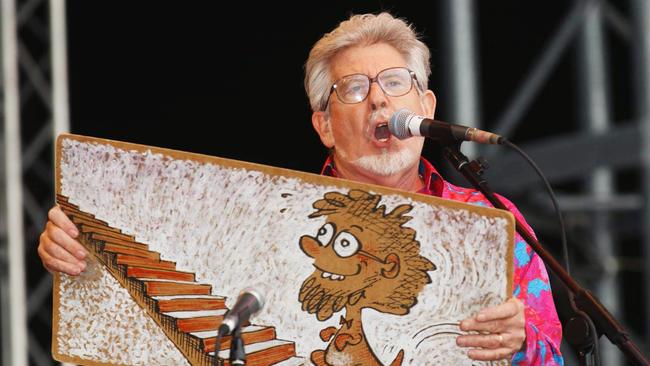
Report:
368,81,388,110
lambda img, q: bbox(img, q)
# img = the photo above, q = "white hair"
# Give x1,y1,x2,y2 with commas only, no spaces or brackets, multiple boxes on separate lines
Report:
304,12,431,112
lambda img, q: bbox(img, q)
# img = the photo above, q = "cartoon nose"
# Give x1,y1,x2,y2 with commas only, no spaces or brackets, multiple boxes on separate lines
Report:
299,236,321,258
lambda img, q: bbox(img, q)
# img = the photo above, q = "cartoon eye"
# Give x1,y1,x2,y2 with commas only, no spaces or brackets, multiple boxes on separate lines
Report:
333,232,360,257
316,223,335,246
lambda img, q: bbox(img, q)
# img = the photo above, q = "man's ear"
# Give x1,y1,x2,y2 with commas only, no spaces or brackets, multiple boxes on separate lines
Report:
420,90,437,119
312,111,335,148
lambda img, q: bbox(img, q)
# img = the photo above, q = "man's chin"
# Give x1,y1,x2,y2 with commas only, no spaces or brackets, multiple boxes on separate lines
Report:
351,149,419,177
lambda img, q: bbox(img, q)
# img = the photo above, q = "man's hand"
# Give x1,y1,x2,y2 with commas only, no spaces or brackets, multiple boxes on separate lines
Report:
37,205,88,275
456,297,526,361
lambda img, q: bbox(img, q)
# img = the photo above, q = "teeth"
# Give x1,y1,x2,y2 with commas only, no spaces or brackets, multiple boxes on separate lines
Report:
321,272,345,280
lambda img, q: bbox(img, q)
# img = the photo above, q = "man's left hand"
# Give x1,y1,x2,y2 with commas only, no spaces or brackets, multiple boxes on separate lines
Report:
456,297,526,361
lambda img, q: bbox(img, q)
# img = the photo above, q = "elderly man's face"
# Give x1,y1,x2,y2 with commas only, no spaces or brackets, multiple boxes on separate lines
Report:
312,43,436,183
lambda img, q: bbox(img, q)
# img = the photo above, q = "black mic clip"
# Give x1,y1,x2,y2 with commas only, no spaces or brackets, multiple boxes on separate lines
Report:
229,326,246,365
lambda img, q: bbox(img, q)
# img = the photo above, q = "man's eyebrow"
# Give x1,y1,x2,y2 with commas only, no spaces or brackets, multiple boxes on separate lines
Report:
351,225,364,232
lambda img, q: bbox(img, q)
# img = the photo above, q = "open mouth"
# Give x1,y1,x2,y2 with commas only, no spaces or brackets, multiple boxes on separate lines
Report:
374,123,391,142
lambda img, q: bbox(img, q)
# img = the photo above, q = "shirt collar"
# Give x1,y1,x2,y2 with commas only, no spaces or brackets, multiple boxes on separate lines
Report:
320,155,444,197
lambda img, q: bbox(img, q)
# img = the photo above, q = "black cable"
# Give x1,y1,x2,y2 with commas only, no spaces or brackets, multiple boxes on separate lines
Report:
502,139,571,275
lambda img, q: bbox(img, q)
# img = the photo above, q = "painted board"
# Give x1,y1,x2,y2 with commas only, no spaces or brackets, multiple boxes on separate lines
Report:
52,134,514,366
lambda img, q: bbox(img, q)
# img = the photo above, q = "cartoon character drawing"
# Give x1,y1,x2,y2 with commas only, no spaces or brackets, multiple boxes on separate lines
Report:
298,190,436,366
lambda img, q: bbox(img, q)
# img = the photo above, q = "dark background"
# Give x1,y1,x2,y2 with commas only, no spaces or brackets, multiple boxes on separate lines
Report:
66,1,595,170
33,0,641,364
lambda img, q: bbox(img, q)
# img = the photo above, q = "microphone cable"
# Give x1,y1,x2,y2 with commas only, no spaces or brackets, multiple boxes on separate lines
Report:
501,139,570,274
502,140,605,364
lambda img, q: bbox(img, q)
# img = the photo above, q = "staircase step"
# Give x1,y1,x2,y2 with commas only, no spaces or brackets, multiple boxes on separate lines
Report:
192,326,276,352
103,243,159,259
115,254,176,271
127,267,195,282
210,339,296,366
55,194,69,203
81,225,136,242
57,200,79,210
163,309,227,332
152,295,226,312
274,357,307,366
142,279,212,296
92,234,148,250
71,216,122,234
60,205,107,224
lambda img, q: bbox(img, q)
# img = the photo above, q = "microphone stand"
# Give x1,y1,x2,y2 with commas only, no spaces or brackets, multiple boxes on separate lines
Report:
229,326,246,365
439,140,650,366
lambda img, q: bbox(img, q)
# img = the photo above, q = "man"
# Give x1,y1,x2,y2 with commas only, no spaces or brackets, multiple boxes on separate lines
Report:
39,11,563,365
304,12,563,365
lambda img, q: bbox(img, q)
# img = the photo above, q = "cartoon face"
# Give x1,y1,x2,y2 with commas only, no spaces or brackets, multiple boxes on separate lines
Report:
298,190,436,321
300,219,400,294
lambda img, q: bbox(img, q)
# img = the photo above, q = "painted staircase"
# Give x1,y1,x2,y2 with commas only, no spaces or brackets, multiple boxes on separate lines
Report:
56,194,304,366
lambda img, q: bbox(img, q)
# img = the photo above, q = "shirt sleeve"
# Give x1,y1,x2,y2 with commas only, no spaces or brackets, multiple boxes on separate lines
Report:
498,194,564,365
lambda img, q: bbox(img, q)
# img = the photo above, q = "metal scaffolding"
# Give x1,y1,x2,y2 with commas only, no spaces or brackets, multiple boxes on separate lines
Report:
0,0,68,365
1,0,28,365
440,0,649,364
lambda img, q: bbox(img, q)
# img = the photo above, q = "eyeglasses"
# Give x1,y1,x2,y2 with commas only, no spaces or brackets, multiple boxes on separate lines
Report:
322,67,418,111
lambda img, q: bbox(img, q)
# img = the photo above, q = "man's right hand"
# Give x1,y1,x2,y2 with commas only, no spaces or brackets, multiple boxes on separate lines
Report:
37,205,89,276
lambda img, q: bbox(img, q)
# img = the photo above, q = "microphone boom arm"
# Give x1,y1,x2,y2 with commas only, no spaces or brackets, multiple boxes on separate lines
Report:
440,141,649,366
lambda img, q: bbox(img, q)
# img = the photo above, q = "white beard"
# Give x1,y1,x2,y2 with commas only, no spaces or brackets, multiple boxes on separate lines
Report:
350,148,419,177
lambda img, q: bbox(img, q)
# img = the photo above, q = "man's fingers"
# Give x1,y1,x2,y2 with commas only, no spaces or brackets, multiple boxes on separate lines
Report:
458,298,526,360
45,221,88,260
467,347,513,361
456,333,503,349
48,206,78,238
38,245,83,276
40,229,87,270
460,318,501,334
474,298,520,322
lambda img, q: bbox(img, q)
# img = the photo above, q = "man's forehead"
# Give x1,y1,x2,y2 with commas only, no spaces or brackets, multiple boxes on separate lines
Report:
329,43,408,79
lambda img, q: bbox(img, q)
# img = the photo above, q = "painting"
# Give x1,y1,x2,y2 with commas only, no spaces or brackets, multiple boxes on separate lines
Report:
52,134,514,365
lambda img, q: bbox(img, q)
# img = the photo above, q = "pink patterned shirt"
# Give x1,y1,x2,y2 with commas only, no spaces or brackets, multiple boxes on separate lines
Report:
321,156,564,365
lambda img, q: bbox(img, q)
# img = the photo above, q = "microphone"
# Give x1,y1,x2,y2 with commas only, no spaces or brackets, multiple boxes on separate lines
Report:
389,108,504,145
218,288,265,336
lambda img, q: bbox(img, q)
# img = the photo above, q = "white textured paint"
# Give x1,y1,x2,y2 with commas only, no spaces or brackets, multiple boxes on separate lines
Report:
58,138,510,365
57,258,189,365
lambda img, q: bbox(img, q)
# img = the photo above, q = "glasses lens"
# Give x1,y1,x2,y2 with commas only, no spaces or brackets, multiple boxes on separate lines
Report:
378,68,413,96
336,75,369,104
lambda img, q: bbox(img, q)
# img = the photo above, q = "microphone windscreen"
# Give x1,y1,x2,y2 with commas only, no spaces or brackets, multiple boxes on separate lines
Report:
389,108,415,139
240,287,265,313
